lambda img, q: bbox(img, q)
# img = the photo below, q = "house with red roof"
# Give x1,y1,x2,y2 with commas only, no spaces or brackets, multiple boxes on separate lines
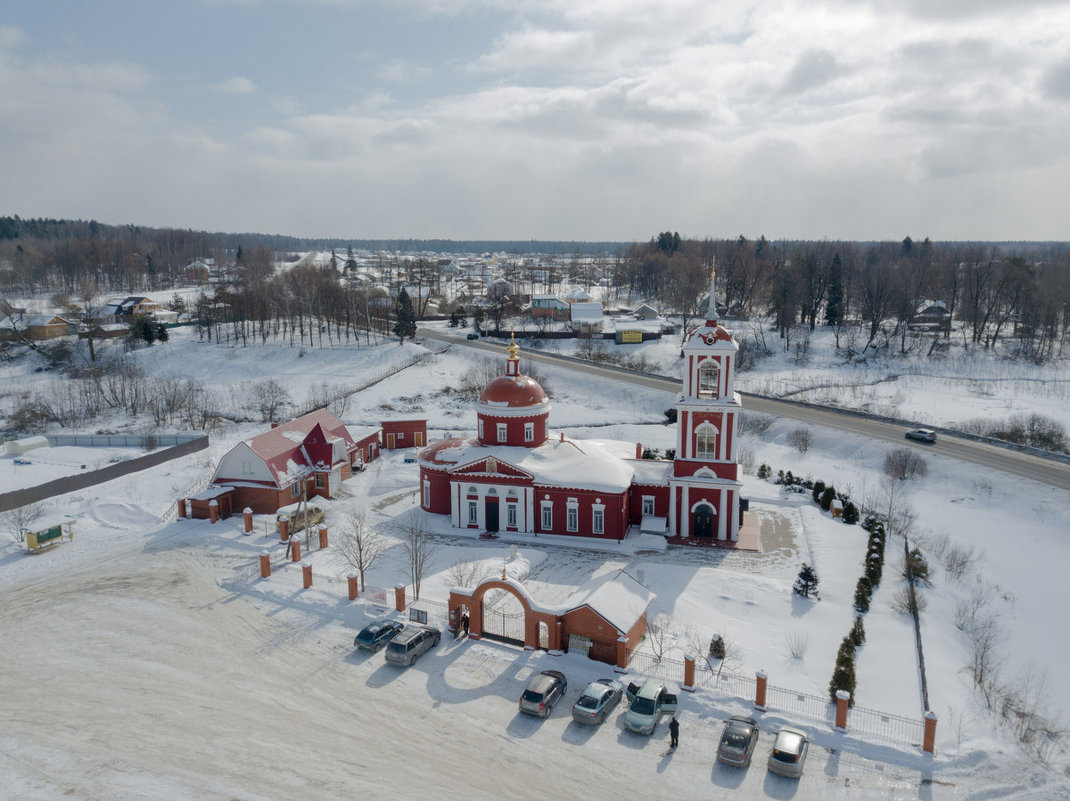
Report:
206,409,378,515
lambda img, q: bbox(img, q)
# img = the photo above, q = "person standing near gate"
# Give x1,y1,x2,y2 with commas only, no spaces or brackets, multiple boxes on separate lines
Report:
669,716,679,749
461,613,470,637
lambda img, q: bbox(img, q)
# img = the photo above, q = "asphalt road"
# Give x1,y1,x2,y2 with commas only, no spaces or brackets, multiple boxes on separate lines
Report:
418,328,1070,492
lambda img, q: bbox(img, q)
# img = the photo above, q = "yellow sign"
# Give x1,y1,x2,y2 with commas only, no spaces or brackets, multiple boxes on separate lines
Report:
621,330,643,344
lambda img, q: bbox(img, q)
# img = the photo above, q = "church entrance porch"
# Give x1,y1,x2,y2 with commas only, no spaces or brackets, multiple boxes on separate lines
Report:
692,503,716,538
485,497,500,533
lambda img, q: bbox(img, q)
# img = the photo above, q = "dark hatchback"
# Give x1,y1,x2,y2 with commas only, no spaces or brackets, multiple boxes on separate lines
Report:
354,620,404,652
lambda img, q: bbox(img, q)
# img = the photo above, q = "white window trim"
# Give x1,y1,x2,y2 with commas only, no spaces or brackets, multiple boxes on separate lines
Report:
566,499,579,533
540,502,553,531
290,482,301,498
642,496,655,516
468,501,478,525
695,422,718,459
592,504,605,535
507,504,517,527
497,423,508,443
423,480,431,507
524,421,534,442
478,420,484,439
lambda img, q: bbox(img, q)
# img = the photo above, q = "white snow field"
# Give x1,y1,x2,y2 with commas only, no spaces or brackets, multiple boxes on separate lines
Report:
2,329,1070,800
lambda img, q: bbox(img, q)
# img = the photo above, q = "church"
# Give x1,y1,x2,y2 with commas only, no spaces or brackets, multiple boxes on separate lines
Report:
418,294,744,544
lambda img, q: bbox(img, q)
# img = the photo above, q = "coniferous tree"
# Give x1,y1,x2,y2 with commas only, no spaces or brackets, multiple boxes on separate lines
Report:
393,288,417,343
825,253,844,326
793,563,821,600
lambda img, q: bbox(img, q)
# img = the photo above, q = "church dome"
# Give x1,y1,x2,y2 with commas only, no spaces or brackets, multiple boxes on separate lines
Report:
479,374,548,408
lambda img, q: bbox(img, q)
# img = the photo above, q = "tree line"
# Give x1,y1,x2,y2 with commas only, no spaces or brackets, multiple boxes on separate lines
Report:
620,234,1070,361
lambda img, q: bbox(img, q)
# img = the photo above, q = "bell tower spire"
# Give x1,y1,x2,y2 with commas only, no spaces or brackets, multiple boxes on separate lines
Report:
706,256,717,324
506,331,520,377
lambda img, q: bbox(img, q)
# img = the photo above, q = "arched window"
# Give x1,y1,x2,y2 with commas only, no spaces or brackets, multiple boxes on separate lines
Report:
695,422,718,458
698,360,720,397
487,487,497,495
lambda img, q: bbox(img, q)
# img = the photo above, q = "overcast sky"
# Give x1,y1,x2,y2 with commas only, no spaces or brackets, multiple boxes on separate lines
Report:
2,0,1069,242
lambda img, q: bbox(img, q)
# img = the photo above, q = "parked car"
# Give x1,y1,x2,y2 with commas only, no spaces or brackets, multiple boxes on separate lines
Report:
519,670,568,717
571,678,623,725
466,332,480,340
717,715,760,767
905,428,937,443
353,620,404,652
275,504,325,534
767,726,809,778
622,679,678,735
384,625,440,666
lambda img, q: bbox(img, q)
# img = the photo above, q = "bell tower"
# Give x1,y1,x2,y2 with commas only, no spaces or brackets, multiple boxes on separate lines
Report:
669,259,743,542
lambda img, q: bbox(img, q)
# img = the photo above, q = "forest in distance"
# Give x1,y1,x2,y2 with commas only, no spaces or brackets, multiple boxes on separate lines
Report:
3,216,1070,364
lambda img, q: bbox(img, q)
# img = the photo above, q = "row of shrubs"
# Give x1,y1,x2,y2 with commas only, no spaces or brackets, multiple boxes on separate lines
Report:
757,465,861,524
828,514,889,706
756,461,889,707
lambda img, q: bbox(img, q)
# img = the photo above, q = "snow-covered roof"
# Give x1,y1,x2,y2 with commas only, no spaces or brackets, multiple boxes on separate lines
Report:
629,459,672,485
346,425,381,443
570,302,603,321
422,436,638,493
561,569,654,633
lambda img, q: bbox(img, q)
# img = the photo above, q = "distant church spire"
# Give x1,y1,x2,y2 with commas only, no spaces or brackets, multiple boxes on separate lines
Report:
707,256,717,323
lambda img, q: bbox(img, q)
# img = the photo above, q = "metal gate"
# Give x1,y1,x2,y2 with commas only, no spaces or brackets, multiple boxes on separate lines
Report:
481,595,525,646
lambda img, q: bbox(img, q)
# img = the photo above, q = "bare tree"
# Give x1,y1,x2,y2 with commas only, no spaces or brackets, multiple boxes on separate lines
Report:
884,448,929,480
399,511,435,601
445,559,490,589
646,612,675,661
787,427,813,453
3,503,42,543
250,379,291,423
337,509,385,592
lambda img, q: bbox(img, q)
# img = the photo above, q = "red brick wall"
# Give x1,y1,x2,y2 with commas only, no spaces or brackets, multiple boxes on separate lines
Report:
382,420,427,449
477,413,547,447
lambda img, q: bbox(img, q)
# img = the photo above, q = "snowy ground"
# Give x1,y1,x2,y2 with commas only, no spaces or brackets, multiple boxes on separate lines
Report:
2,329,1070,799
0,445,146,491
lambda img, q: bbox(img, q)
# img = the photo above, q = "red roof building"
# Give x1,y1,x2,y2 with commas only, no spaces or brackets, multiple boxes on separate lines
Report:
209,409,374,514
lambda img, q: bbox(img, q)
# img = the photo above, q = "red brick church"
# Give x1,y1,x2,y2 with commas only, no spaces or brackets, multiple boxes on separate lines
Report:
418,289,745,545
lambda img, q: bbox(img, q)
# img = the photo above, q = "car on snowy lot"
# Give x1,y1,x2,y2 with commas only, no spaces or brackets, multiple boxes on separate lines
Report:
466,333,480,340
905,428,937,443
384,625,440,666
716,715,760,767
571,678,623,725
622,679,678,735
519,670,568,717
766,725,809,778
353,620,404,652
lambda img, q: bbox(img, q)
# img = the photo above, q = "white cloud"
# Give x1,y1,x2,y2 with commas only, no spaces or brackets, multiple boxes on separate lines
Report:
211,76,258,94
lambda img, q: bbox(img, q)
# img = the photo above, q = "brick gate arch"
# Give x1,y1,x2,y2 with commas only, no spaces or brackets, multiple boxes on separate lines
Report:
449,577,562,651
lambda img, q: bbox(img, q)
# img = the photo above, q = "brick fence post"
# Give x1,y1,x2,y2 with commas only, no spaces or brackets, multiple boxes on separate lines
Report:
835,690,850,731
755,670,768,711
923,711,937,755
615,636,629,671
243,507,253,533
259,551,271,578
290,537,302,563
177,498,187,518
348,574,359,600
318,524,328,549
682,653,696,692
208,499,219,524
302,561,313,589
278,515,289,542
394,584,406,612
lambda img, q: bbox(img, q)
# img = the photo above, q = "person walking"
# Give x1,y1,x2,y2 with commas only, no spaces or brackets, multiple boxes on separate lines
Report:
461,613,470,637
669,716,680,749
